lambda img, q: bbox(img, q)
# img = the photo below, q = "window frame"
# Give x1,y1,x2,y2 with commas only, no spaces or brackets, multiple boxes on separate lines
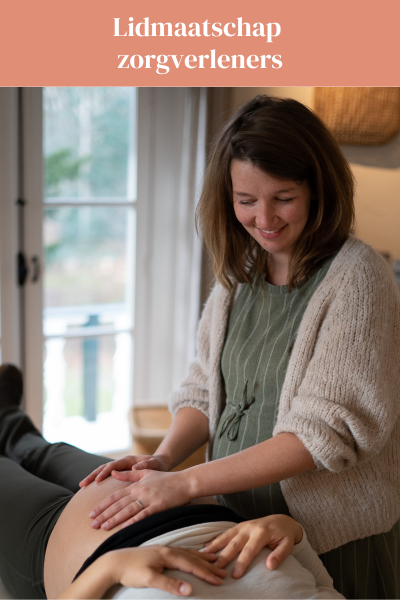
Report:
0,87,206,453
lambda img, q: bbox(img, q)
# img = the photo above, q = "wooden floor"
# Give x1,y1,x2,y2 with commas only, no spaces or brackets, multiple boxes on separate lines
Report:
130,405,206,471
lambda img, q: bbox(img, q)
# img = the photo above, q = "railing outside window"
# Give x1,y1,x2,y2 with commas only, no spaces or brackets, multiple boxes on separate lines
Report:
42,88,137,454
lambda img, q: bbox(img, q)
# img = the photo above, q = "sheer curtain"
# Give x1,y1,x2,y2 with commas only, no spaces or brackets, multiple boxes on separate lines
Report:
134,88,207,404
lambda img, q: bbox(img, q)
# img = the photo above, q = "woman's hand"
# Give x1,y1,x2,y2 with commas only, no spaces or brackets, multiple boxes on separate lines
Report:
90,469,192,530
80,407,210,489
203,514,303,578
115,546,225,595
57,545,226,599
79,454,171,488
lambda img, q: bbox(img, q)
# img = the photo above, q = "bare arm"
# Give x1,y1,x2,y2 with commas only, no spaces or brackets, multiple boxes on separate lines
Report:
56,546,225,599
186,432,315,498
80,408,208,487
89,433,315,531
153,408,209,470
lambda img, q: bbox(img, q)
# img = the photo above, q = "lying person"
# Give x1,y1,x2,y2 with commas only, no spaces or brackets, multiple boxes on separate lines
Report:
59,512,344,599
0,364,343,599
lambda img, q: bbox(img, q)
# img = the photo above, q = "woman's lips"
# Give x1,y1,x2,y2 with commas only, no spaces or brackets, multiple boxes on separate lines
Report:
258,224,287,239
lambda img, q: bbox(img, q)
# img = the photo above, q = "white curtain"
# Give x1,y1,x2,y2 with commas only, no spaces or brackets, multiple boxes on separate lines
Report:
134,88,207,404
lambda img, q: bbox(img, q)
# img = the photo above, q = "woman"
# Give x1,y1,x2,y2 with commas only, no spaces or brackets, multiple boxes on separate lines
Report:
0,366,342,600
81,96,400,599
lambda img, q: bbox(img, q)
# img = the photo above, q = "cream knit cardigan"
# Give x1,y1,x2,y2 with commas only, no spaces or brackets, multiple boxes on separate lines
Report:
169,236,400,554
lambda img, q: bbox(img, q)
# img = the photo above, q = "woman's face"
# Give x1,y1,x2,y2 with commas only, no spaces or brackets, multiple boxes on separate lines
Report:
231,160,312,262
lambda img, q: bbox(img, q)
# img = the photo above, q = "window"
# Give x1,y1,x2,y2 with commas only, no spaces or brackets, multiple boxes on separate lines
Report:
42,88,137,453
0,87,206,455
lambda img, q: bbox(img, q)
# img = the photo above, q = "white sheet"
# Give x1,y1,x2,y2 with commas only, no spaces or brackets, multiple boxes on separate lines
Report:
113,521,344,599
0,522,344,600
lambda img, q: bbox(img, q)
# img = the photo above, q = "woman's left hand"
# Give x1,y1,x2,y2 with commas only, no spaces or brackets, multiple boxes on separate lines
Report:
202,514,303,578
90,469,192,530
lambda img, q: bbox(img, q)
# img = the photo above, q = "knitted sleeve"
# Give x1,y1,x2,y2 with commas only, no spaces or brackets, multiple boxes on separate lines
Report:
273,248,400,472
167,285,217,419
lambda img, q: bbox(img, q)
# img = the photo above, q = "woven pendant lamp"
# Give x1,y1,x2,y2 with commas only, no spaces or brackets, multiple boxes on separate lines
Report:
314,87,400,145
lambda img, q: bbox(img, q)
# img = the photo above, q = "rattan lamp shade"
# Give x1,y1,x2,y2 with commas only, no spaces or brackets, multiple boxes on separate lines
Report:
314,88,400,145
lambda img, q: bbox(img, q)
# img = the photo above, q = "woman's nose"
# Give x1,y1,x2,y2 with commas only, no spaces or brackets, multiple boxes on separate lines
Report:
255,202,278,229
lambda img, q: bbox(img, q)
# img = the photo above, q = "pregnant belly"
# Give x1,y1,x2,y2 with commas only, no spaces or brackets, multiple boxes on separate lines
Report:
44,477,132,599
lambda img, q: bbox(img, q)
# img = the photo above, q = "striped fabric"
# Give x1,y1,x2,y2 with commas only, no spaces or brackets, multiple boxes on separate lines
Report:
212,254,400,599
212,256,334,519
319,519,400,599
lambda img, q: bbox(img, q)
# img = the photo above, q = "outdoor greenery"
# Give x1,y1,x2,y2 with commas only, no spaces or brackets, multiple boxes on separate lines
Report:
44,87,133,198
42,88,135,423
43,88,134,306
45,148,88,197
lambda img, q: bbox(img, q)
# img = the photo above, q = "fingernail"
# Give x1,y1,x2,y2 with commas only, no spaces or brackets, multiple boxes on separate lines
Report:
270,558,278,569
102,522,109,530
89,511,95,518
91,520,98,528
179,582,191,595
232,567,240,577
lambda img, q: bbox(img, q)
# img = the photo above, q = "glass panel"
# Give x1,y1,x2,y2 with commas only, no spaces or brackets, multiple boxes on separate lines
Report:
42,87,137,455
43,333,132,454
43,87,136,200
43,206,135,335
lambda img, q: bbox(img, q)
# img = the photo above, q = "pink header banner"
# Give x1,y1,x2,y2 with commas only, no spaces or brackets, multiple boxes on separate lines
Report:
1,0,399,86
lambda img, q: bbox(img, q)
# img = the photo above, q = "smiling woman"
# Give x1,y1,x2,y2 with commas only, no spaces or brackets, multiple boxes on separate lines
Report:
231,162,311,285
197,95,355,292
75,96,400,599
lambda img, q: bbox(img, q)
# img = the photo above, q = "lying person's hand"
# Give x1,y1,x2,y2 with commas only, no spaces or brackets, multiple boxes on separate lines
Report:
203,514,303,578
89,469,191,530
57,545,226,599
115,546,225,595
79,454,171,488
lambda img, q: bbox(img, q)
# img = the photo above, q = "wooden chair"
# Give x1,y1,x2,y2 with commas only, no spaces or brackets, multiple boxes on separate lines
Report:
129,405,206,471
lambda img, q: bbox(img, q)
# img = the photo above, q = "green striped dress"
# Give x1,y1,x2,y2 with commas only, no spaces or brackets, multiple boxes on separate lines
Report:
212,257,400,599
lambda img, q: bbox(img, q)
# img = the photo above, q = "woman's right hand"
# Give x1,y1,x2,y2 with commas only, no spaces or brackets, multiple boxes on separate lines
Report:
114,546,226,595
79,454,171,488
57,545,226,599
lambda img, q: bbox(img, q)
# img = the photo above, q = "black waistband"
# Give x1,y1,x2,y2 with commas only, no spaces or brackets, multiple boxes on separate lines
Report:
74,504,244,581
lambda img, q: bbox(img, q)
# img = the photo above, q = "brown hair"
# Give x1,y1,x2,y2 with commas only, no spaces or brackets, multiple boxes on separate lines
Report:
196,95,355,291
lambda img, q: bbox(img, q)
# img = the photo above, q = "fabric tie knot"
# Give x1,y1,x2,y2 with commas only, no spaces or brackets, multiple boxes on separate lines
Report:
219,381,255,441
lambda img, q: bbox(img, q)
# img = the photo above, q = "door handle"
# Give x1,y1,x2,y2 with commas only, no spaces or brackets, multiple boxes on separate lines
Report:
17,251,28,286
17,254,40,285
31,256,40,283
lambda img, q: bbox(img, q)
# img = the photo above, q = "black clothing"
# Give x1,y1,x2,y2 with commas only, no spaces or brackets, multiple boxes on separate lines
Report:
0,407,107,599
75,504,244,580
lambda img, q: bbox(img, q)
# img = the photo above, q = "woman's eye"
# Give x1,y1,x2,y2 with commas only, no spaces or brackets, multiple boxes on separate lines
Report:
276,197,294,203
239,200,254,206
